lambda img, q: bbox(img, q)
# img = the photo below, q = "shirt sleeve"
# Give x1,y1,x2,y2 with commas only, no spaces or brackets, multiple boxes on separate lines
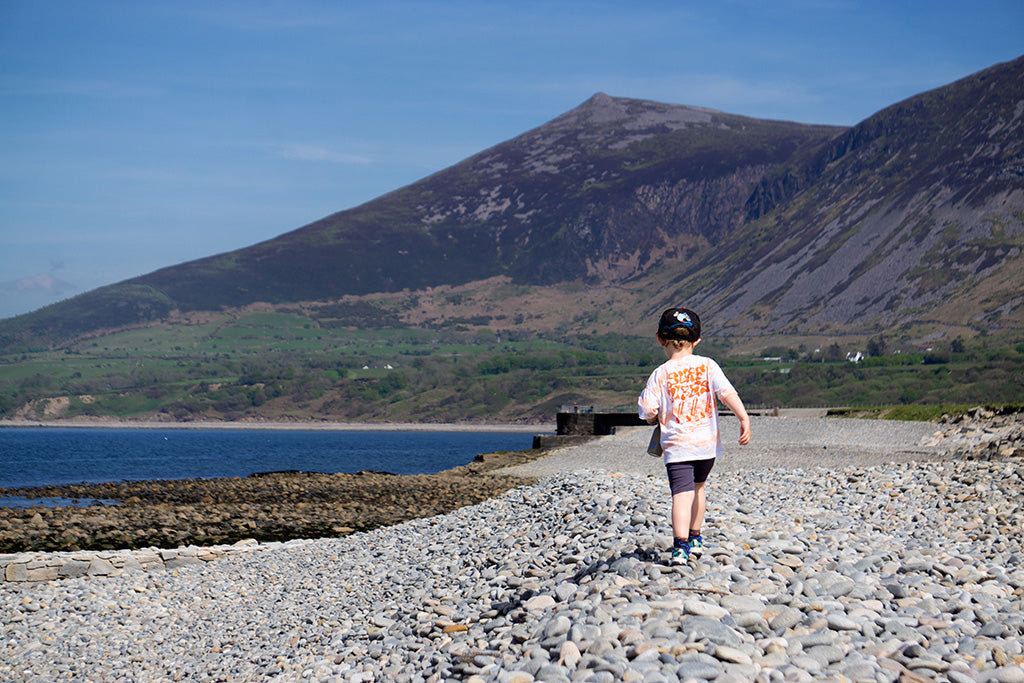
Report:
707,359,737,398
637,368,661,422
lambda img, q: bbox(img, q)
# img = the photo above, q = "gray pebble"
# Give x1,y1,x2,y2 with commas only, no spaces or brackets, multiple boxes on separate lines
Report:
3,419,1022,683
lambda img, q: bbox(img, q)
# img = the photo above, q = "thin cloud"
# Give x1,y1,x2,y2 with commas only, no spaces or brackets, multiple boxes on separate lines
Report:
2,272,77,295
158,4,352,32
502,73,823,118
279,143,372,164
0,76,162,98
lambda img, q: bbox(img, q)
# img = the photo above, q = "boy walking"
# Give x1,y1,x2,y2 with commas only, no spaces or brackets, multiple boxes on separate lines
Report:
638,307,751,565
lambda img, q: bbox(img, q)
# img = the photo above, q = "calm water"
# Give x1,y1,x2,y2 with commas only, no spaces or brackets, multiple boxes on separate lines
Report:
0,427,535,491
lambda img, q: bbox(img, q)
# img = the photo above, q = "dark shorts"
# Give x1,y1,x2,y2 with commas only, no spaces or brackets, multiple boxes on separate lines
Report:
666,458,716,495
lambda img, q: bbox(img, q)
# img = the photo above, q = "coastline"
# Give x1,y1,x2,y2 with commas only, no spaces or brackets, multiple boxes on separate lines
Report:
6,417,1024,682
0,430,555,555
5,447,1022,681
0,418,551,433
0,416,950,555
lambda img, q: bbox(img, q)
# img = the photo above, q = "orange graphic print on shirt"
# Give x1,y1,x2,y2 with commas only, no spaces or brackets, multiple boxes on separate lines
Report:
665,365,713,423
638,355,735,461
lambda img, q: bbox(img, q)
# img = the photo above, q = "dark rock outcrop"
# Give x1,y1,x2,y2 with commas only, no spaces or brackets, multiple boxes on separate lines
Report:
0,448,546,553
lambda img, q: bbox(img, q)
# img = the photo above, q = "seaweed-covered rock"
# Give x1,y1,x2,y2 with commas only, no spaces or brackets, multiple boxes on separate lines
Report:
0,449,543,553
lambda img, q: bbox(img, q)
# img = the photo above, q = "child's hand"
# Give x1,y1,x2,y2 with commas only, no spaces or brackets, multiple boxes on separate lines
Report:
720,392,751,445
738,420,751,445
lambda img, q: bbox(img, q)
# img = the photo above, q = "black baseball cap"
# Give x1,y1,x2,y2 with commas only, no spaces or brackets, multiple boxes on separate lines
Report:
658,307,701,342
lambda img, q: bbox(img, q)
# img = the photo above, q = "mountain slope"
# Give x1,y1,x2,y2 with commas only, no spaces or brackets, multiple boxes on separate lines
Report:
128,95,841,307
2,56,1022,352
657,55,1024,338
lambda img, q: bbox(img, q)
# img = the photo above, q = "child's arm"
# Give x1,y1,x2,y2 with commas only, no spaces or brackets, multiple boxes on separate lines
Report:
719,391,751,445
638,401,659,424
638,372,661,425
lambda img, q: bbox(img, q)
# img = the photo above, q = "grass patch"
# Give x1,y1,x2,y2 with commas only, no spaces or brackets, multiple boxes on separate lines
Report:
2,313,1022,423
826,405,973,421
826,403,1022,421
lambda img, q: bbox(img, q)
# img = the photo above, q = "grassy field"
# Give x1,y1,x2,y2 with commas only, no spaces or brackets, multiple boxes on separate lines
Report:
2,310,1021,423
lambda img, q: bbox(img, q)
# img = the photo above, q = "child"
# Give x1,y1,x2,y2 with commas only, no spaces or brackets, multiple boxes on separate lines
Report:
638,307,751,565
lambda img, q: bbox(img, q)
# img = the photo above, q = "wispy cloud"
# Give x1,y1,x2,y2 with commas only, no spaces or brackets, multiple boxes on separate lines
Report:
278,143,372,164
1,272,77,296
500,72,826,121
157,3,352,32
0,76,162,99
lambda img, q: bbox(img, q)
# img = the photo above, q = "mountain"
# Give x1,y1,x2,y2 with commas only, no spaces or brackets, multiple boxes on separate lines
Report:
131,95,842,305
2,56,1022,351
671,55,1024,338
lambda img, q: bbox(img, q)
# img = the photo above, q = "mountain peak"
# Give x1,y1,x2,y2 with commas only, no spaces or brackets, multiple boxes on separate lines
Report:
2,57,1021,351
556,92,722,131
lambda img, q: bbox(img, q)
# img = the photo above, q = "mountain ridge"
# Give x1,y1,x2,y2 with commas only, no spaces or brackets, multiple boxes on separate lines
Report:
680,55,1024,338
2,55,1022,351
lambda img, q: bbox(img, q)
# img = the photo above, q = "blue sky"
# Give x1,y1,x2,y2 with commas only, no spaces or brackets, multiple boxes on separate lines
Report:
1,1,1022,320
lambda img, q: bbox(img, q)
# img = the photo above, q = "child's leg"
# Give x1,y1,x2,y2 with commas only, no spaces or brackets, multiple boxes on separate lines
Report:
688,459,715,538
666,462,696,541
667,461,701,563
687,460,714,557
671,490,694,541
690,480,707,533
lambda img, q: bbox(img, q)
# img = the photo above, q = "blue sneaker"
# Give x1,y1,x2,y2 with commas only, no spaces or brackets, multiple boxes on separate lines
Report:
670,539,691,566
688,534,704,558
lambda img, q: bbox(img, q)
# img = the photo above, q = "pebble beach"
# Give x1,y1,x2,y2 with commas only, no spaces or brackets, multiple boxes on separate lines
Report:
3,416,1023,682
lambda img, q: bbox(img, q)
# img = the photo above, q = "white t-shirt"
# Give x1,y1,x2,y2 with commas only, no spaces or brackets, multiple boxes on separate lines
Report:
638,354,737,462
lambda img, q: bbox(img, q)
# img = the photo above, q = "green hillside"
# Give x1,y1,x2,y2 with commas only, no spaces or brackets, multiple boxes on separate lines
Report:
1,58,1022,423
3,311,1021,424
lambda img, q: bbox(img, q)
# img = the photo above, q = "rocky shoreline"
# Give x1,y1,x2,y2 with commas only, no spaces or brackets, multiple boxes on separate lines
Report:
2,408,1021,573
4,409,1019,585
3,427,1022,682
0,447,550,558
933,406,1024,461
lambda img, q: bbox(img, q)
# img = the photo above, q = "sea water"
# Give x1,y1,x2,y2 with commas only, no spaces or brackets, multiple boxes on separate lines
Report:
0,427,535,497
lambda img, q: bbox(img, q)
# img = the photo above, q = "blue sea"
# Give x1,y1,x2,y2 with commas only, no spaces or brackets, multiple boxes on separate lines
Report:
0,427,536,503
